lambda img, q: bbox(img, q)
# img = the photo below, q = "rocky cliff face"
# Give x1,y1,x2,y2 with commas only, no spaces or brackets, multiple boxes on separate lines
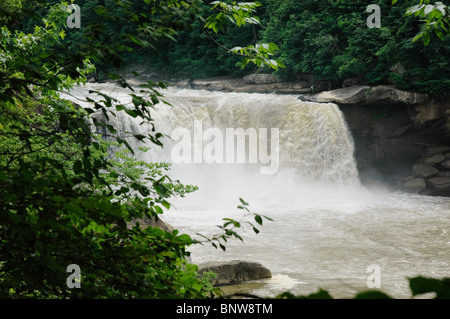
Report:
400,146,450,196
307,85,450,194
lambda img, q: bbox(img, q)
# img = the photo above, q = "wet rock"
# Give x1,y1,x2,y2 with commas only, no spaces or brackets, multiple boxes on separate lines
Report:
389,64,406,74
342,78,359,87
198,260,272,286
128,216,174,232
312,85,428,106
413,163,439,178
298,95,311,102
365,85,428,105
441,160,450,170
371,122,412,138
424,146,450,157
127,217,192,264
424,153,446,165
414,104,446,126
438,171,450,178
427,177,450,196
243,74,279,84
314,85,370,104
295,81,311,89
402,178,426,193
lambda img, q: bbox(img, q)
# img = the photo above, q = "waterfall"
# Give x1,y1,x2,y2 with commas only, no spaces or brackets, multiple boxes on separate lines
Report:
62,83,450,300
65,83,360,186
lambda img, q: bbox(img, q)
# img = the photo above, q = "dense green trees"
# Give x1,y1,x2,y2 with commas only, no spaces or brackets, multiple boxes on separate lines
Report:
260,0,450,93
142,0,450,94
0,0,275,298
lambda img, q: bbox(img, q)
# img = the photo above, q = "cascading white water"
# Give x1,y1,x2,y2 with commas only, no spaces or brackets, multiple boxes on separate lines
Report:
68,83,359,183
63,83,450,299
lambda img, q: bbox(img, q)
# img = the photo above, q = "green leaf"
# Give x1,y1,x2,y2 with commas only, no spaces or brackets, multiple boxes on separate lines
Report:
254,215,263,226
94,5,108,15
409,276,450,298
129,35,142,46
305,289,334,299
412,32,424,43
239,198,248,206
161,200,170,209
125,108,139,118
262,215,274,222
73,160,82,174
132,96,142,107
116,138,134,154
154,205,163,215
434,28,445,41
354,291,392,299
424,4,434,16
277,289,334,299
423,32,431,46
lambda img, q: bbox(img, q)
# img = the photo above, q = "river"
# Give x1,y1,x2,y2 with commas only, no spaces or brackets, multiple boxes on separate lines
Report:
63,82,450,299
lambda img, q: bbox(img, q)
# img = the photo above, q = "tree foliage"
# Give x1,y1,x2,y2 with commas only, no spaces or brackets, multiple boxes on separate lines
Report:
141,0,450,94
393,0,450,45
259,0,450,93
0,0,275,298
276,276,450,299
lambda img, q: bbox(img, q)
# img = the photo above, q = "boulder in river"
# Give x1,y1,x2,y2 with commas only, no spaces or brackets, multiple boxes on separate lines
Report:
198,260,272,286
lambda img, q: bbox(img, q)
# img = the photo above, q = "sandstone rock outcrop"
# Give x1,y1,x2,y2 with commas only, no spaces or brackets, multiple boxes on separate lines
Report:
243,73,279,84
311,85,428,106
400,145,450,196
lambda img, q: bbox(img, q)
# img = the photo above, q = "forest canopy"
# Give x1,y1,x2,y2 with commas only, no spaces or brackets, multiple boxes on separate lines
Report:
124,0,449,94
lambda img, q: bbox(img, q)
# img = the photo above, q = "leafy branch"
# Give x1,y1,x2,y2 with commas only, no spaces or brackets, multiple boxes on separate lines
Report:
393,0,450,45
195,198,273,251
203,1,285,70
